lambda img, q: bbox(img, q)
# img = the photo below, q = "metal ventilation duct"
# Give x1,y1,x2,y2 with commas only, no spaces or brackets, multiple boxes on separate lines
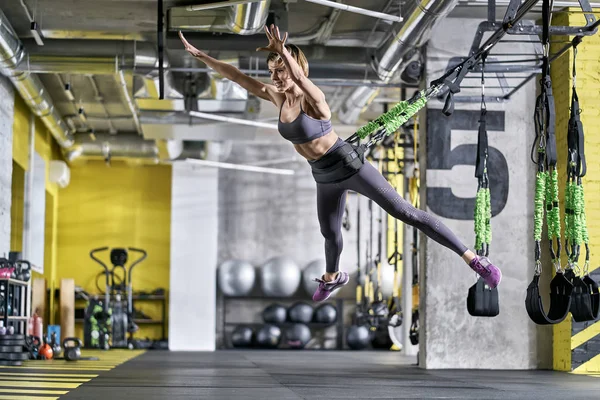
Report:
64,133,209,165
63,133,160,164
0,0,275,163
338,0,459,124
0,9,73,147
169,1,271,35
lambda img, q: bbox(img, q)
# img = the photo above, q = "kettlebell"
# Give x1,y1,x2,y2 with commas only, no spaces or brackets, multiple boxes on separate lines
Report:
63,337,82,361
38,342,54,360
50,332,61,357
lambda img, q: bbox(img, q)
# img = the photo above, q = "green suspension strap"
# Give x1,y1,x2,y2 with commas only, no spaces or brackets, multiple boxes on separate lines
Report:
468,55,499,318
525,0,573,325
346,86,439,152
564,37,598,322
474,55,492,258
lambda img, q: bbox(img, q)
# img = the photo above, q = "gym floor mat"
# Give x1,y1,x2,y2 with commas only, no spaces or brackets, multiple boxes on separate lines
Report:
0,349,144,399
55,350,600,400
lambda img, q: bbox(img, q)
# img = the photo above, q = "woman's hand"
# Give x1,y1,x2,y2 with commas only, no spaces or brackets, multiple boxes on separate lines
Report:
256,24,288,54
179,31,207,59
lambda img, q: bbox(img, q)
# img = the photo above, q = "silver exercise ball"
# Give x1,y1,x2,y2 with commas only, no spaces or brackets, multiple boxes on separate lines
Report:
261,256,301,297
302,259,338,297
218,259,256,296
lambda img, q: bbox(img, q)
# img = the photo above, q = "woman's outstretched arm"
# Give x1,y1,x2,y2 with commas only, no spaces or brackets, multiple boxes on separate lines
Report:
179,31,279,104
257,25,330,119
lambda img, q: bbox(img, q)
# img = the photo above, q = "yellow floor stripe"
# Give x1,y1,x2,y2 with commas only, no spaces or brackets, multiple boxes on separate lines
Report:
0,376,91,382
572,352,600,373
0,381,81,388
0,348,145,399
0,366,112,371
0,389,68,395
0,372,98,378
571,320,600,350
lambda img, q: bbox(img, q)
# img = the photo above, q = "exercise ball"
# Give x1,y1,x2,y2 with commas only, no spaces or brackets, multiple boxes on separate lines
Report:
346,325,370,350
313,303,337,324
255,324,282,349
231,326,254,348
218,259,255,296
263,304,287,324
302,259,337,297
260,256,301,297
285,323,312,349
287,302,313,324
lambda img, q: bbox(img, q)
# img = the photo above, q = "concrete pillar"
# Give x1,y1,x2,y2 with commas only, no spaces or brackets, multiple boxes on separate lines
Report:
169,162,218,351
0,77,14,255
422,17,542,369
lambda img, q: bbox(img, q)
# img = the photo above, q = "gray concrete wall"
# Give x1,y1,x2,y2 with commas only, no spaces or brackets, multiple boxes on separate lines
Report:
215,136,364,348
0,77,14,256
422,17,546,369
213,96,388,348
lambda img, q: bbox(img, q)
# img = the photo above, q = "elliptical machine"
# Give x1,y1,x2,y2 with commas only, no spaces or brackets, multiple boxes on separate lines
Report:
84,247,147,350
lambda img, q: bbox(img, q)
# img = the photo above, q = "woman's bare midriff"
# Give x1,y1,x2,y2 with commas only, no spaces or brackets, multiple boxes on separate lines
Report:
294,130,340,161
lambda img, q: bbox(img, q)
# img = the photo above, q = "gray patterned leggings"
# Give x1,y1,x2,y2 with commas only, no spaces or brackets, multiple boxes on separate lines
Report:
316,161,468,273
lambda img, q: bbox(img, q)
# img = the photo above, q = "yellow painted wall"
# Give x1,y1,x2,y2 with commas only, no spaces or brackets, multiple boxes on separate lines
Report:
552,9,600,372
56,161,172,340
11,94,61,286
10,162,24,252
11,92,171,341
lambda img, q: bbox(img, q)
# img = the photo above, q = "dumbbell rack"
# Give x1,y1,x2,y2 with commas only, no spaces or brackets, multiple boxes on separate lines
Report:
0,278,30,335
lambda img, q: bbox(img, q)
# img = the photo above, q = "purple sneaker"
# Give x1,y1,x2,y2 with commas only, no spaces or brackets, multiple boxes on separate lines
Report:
312,271,350,302
469,256,502,288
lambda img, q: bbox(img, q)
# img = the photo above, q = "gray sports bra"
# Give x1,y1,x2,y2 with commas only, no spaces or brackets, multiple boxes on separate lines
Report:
278,101,333,144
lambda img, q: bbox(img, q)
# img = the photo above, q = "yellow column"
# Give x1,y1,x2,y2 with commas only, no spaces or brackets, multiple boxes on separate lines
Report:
551,9,600,373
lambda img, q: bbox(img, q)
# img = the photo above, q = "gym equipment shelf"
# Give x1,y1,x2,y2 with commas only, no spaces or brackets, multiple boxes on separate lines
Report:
221,295,346,350
74,292,168,340
0,278,30,335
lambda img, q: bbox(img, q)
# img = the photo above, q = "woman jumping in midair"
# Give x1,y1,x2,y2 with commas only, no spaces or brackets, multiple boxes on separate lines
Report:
179,25,502,302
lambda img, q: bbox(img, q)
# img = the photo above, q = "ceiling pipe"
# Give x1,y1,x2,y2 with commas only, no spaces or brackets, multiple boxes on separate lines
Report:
170,0,271,35
2,0,277,163
303,0,403,23
0,9,73,147
185,0,266,12
338,0,460,124
117,70,143,135
165,31,381,52
63,132,160,164
18,39,375,80
237,57,380,80
16,39,183,98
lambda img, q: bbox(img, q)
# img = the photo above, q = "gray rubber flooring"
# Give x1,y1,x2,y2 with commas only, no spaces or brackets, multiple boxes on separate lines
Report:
62,350,600,399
